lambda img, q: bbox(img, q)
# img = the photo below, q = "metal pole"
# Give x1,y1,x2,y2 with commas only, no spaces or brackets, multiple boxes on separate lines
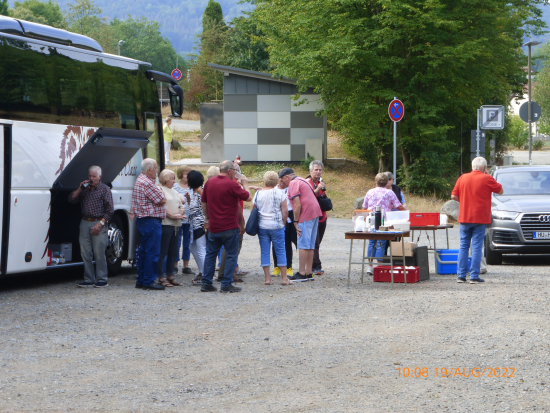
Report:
527,45,533,165
476,108,481,157
393,96,397,184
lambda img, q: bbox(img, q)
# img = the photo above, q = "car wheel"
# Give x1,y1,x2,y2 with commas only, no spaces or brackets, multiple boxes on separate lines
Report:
485,234,502,265
106,214,124,275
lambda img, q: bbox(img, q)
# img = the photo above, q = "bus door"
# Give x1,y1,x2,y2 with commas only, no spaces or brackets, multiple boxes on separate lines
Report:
143,112,164,171
0,124,9,275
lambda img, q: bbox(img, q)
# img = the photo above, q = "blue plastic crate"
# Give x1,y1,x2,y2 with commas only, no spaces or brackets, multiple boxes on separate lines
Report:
436,249,471,275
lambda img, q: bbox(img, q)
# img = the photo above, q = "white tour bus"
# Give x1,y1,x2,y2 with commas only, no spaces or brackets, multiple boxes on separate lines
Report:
0,16,183,277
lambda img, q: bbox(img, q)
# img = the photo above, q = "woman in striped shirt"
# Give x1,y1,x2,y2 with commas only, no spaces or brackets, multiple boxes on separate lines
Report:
186,170,207,285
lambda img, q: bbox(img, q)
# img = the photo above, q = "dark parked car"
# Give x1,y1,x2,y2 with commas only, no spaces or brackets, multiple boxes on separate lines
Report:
486,165,550,264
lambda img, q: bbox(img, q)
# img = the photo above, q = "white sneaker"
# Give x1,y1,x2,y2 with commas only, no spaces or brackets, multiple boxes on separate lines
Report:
480,268,487,275
366,265,373,275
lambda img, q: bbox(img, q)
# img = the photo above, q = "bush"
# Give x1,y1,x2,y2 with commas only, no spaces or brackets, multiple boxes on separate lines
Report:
300,155,314,170
533,140,545,151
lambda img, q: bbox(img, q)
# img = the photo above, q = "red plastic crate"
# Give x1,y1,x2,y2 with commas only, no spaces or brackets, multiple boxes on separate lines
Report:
409,212,440,226
373,266,420,283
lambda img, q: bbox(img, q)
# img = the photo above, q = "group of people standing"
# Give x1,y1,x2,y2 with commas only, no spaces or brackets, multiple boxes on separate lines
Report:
125,158,330,292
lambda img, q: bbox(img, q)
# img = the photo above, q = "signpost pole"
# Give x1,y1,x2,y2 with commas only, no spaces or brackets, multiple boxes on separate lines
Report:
476,108,481,157
528,44,533,165
393,97,397,184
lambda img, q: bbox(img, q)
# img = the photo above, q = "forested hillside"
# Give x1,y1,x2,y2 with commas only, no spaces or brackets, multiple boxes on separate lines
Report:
7,0,253,54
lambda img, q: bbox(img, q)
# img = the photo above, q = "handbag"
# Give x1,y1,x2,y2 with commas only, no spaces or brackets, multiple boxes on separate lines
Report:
245,192,260,236
193,227,205,240
309,178,333,212
317,194,333,212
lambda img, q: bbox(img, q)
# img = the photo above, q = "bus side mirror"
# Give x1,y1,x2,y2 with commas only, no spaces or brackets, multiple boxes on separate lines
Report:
168,85,184,118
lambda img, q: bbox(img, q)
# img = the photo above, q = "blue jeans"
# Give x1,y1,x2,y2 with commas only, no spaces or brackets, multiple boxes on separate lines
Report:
177,224,191,262
367,239,387,260
458,223,486,279
136,217,162,286
258,227,286,267
202,228,240,287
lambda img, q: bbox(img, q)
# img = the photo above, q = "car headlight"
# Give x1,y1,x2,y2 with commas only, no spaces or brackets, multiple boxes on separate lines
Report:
492,210,519,221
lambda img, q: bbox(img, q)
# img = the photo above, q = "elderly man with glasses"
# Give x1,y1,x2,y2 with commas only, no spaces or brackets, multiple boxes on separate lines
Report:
200,160,252,293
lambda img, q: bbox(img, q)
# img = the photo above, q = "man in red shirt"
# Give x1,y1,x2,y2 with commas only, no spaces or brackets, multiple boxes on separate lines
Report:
451,157,503,284
306,160,328,275
201,160,251,293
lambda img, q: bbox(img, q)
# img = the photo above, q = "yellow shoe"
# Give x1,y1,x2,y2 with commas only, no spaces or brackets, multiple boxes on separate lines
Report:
271,267,281,276
286,268,293,276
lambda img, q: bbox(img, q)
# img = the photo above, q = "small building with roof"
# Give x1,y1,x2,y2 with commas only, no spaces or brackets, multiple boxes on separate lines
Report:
200,63,327,163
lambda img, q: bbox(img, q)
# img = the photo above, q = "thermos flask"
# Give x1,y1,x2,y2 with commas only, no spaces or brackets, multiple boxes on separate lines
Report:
375,206,382,230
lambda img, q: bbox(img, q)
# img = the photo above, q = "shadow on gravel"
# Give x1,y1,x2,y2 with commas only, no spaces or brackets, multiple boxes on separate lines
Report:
0,264,135,292
501,254,550,266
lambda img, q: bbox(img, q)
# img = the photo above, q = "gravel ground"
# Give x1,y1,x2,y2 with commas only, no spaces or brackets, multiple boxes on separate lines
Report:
2,217,550,412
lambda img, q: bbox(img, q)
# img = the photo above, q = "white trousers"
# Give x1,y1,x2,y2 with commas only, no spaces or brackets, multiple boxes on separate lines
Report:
190,234,206,274
164,141,171,163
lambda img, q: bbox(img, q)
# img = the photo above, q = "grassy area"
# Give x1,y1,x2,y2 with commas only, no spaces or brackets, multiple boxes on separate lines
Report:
169,130,447,217
173,130,201,142
162,106,200,121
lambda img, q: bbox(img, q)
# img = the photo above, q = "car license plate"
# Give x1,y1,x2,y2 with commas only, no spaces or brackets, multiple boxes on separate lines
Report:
534,232,550,239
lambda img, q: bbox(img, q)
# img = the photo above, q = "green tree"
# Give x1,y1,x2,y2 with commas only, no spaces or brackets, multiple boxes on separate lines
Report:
10,0,66,28
110,16,180,75
186,0,227,109
203,0,224,30
222,13,270,72
505,115,529,149
254,0,546,195
1,0,10,16
66,0,103,35
533,44,550,136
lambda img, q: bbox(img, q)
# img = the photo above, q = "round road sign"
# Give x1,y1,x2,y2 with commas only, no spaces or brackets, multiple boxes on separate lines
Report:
389,99,404,122
171,68,182,81
519,101,541,123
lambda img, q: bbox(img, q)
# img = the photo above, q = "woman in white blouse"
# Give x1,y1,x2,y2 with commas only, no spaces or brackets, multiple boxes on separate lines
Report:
157,169,186,287
254,171,292,285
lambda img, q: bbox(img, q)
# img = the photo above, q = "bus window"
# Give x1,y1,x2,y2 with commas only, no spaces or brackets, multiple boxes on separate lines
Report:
3,37,160,130
144,112,162,168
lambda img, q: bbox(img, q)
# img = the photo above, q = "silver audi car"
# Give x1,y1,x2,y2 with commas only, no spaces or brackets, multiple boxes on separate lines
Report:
487,165,550,264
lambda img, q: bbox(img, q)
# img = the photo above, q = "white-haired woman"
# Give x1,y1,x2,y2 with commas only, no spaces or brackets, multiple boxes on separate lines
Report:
255,171,292,286
362,173,406,275
163,117,173,164
157,169,185,287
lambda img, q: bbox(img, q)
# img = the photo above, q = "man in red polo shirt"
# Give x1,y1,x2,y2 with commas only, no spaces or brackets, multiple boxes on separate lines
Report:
451,157,503,284
201,160,251,293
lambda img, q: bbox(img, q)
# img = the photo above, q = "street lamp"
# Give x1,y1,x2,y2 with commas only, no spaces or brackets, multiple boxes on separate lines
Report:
523,40,542,165
118,40,125,56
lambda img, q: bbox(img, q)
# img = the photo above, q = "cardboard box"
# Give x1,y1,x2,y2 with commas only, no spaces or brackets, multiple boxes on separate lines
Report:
390,241,417,257
49,243,73,262
384,246,430,281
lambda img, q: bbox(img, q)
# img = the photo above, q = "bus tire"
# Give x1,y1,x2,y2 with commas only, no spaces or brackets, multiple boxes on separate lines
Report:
106,214,125,275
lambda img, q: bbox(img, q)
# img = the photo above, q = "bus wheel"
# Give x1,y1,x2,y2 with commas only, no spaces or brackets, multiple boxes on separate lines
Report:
106,215,124,275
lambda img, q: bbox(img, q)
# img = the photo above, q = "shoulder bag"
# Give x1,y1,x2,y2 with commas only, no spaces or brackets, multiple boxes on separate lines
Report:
245,192,260,236
309,178,333,212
